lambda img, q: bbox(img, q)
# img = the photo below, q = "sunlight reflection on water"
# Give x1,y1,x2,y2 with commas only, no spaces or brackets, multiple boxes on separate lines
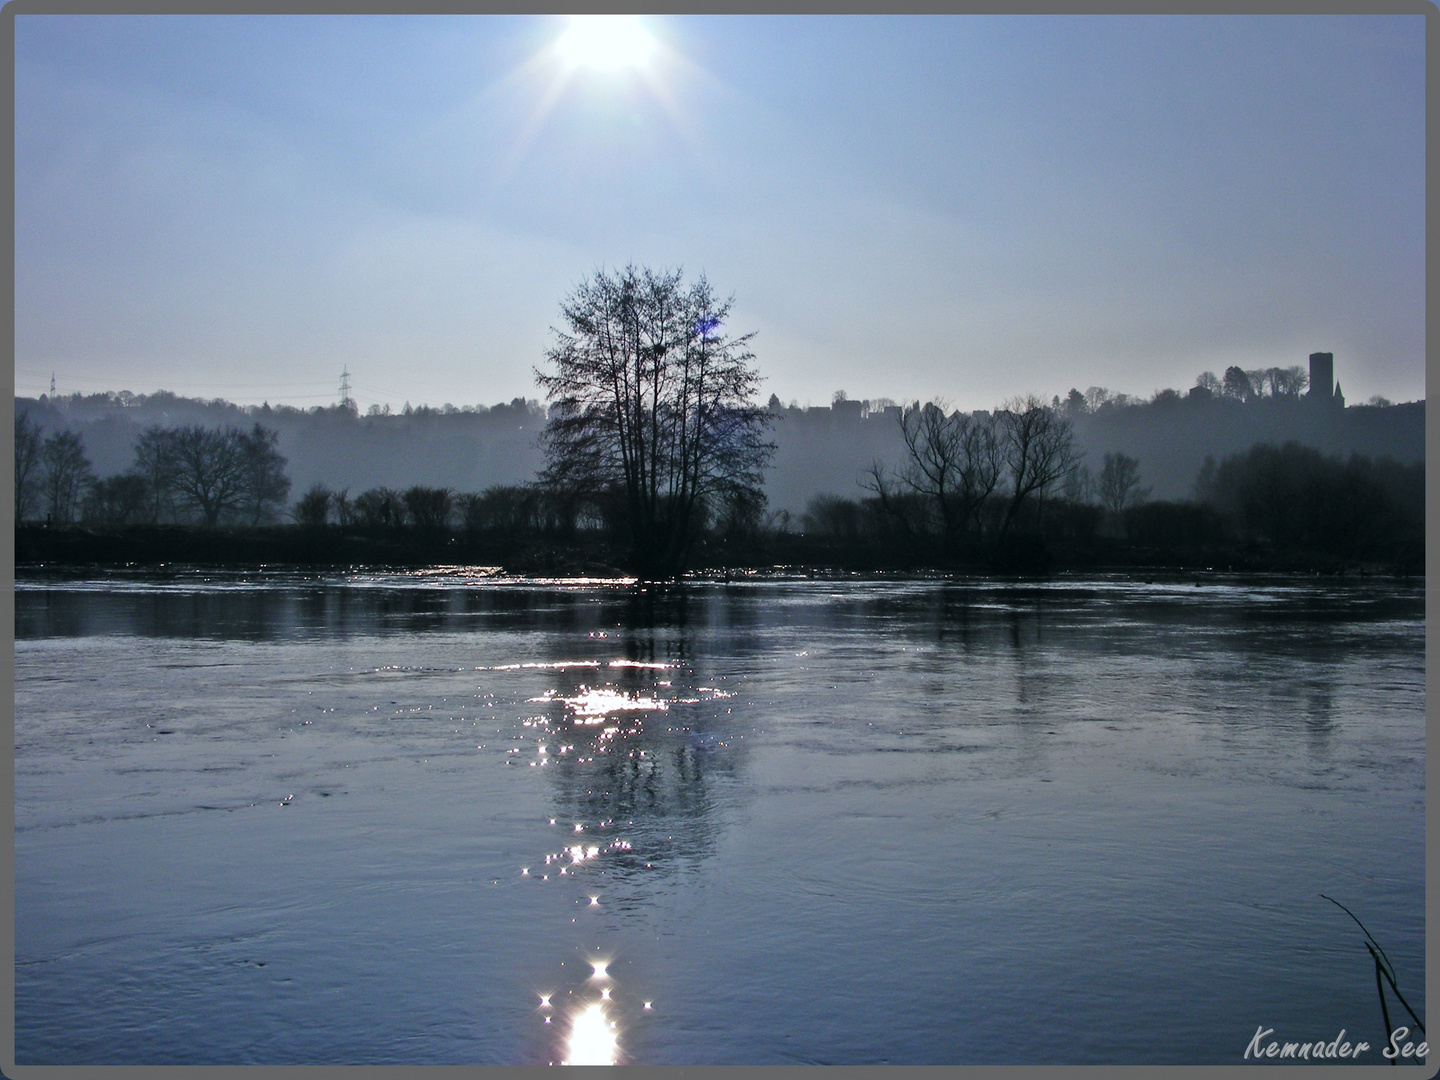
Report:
549,954,623,1066
564,1002,618,1065
563,687,669,717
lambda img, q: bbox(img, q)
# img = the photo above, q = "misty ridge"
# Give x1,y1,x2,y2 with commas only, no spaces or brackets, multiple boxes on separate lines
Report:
13,352,1424,573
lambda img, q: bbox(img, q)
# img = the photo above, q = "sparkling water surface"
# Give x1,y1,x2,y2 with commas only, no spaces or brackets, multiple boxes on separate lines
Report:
14,570,1425,1064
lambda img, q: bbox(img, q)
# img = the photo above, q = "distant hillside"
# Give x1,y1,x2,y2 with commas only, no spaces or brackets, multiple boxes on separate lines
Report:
1067,394,1422,500
761,393,1423,510
15,393,548,499
15,385,1424,515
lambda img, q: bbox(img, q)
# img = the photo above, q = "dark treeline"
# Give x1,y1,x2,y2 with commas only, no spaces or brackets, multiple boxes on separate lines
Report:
294,482,587,548
19,440,1423,576
17,481,621,575
1194,443,1423,560
784,445,1422,572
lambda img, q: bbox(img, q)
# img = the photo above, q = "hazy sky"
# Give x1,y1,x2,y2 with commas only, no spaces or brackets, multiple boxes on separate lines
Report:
15,14,1425,412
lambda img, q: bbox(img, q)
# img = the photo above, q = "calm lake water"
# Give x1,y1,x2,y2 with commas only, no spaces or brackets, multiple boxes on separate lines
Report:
14,570,1425,1065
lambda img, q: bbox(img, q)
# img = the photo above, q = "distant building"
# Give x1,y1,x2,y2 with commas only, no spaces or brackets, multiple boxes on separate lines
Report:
1306,352,1343,407
831,398,863,422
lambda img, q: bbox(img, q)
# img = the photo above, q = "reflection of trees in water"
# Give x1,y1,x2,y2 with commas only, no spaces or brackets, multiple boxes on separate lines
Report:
546,740,732,875
1304,682,1335,755
308,585,605,638
829,583,1373,769
831,583,1057,653
533,631,746,883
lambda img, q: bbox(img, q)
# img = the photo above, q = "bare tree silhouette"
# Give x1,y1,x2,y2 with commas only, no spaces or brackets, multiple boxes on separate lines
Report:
141,424,289,526
353,487,406,533
1097,452,1149,518
536,265,773,578
894,401,1001,544
83,473,149,527
996,395,1079,538
403,486,453,533
132,425,177,524
14,410,42,522
40,430,93,524
293,484,332,528
236,424,291,525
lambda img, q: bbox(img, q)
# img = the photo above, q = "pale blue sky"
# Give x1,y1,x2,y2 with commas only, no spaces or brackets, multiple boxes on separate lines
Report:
14,14,1426,411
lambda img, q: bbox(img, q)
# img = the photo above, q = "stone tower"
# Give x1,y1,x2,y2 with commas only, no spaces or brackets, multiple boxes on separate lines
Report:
1306,352,1334,401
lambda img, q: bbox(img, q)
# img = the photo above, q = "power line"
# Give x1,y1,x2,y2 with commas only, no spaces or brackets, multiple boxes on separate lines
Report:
14,368,518,411
15,370,339,395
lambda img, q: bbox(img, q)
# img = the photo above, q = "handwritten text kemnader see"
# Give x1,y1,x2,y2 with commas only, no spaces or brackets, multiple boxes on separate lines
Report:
1245,1026,1428,1061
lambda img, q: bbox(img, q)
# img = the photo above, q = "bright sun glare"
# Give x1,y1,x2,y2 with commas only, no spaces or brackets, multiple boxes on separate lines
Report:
564,1002,618,1065
556,15,657,72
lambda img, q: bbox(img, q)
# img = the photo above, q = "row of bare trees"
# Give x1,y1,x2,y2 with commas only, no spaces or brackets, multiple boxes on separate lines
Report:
1201,365,1310,401
14,413,94,524
864,395,1104,549
801,397,1158,554
15,415,291,527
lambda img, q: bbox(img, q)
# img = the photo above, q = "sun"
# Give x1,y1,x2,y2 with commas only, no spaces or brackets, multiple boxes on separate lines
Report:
555,16,657,73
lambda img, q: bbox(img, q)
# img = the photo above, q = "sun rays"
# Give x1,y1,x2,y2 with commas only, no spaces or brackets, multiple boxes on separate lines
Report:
483,16,711,192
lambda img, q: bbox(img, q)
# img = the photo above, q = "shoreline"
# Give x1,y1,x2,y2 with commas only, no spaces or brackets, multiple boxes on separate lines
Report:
15,522,1421,582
